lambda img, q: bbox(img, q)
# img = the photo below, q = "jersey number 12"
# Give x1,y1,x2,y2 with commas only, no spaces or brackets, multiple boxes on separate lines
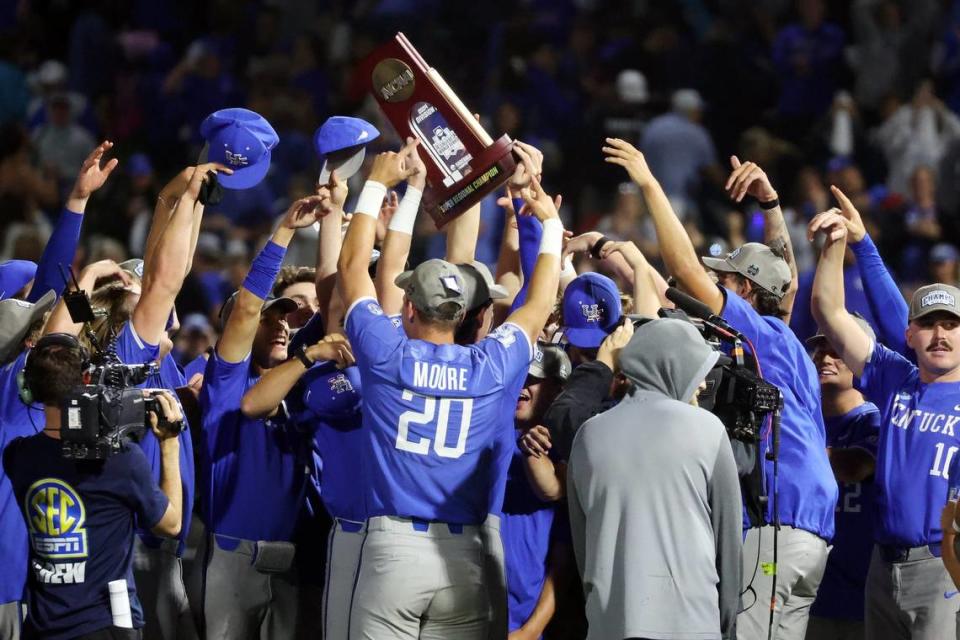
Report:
396,390,474,459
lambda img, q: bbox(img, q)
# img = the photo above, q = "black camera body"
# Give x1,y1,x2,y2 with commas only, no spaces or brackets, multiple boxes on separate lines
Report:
60,357,160,461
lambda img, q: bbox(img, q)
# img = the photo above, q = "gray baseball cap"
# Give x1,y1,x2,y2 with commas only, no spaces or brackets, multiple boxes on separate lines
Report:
807,313,876,347
119,258,144,279
909,283,960,321
529,342,571,382
218,291,299,328
458,261,508,311
0,289,56,362
702,242,791,300
394,259,467,313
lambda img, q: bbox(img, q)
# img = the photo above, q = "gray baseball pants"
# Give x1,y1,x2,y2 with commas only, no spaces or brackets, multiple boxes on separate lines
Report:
738,525,830,640
0,601,20,640
132,537,198,640
201,534,298,640
321,518,366,640
864,545,958,639
347,515,503,640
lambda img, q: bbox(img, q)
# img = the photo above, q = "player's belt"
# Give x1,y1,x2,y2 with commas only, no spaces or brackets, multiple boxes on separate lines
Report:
878,542,942,562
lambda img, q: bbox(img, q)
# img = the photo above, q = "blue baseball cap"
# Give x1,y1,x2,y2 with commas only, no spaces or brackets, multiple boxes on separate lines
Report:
0,260,37,300
314,116,380,184
199,108,279,190
303,365,362,420
561,272,623,348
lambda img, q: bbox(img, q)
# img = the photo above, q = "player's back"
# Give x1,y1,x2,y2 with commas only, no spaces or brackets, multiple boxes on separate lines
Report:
346,298,531,524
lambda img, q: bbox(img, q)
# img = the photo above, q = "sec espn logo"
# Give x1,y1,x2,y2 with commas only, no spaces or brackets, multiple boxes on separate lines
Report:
25,478,88,560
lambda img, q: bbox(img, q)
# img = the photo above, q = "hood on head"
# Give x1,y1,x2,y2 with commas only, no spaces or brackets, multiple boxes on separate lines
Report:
619,318,719,401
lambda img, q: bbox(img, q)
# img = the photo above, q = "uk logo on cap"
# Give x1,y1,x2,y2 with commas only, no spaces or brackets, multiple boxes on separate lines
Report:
199,108,279,190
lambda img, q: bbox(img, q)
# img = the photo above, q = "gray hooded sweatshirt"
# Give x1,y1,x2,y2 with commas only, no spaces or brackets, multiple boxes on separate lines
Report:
567,319,742,640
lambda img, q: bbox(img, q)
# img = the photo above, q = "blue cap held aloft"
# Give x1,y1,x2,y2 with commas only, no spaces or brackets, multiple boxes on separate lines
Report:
561,272,623,349
314,116,380,184
200,108,279,190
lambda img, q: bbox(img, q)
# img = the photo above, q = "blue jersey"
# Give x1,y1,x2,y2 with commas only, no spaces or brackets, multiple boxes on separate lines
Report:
501,442,556,634
810,403,880,620
721,288,837,539
345,298,533,524
4,433,168,639
198,350,310,542
182,353,209,383
0,352,40,604
859,343,960,546
135,354,195,555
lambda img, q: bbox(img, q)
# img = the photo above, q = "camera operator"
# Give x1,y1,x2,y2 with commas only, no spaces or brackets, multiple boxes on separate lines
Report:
605,138,836,639
3,334,183,640
567,318,742,640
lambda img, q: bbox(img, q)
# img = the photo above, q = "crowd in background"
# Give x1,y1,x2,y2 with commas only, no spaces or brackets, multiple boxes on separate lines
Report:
3,0,960,366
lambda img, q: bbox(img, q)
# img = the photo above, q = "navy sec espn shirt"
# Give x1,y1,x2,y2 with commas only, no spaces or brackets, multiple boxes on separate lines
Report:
4,433,168,639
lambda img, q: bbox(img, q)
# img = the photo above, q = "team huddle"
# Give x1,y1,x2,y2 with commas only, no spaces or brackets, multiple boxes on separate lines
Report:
1,103,960,640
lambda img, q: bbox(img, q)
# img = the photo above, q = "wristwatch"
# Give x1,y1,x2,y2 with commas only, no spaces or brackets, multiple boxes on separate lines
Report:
294,344,314,368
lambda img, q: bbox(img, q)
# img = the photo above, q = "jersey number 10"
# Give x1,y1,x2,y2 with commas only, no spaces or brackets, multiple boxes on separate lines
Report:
930,443,959,479
396,390,474,459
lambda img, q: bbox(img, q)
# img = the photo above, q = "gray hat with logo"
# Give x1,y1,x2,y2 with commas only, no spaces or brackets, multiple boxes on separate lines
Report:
458,261,508,311
909,283,960,321
529,342,571,382
807,313,876,347
702,242,792,300
0,289,56,362
119,258,144,279
395,259,467,313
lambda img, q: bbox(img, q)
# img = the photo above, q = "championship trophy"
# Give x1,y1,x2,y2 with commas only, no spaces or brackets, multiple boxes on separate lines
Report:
362,33,517,227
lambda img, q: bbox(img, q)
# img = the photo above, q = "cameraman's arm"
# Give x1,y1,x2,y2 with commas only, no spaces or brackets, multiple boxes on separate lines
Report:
150,392,183,537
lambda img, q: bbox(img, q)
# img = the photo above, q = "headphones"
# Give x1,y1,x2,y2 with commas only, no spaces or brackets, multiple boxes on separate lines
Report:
17,333,91,406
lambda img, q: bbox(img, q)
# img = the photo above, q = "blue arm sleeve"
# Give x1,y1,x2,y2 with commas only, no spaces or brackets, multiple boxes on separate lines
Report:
27,208,83,303
849,234,909,357
510,198,542,313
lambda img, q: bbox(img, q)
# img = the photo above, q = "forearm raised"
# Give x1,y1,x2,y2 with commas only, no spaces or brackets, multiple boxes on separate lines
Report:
241,358,307,418
158,441,183,536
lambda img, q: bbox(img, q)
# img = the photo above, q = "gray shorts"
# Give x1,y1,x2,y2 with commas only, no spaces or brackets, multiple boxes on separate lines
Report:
347,515,503,640
864,545,958,640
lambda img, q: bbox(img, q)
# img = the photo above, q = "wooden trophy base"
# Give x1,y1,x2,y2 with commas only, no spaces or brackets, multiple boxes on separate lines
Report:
423,135,516,228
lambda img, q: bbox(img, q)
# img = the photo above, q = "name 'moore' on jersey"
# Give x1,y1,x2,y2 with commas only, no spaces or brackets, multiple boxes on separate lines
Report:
859,342,960,547
345,297,533,524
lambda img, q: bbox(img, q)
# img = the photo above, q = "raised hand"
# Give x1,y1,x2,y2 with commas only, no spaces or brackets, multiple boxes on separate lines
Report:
318,169,348,217
562,231,603,262
724,156,777,203
70,141,119,201
509,141,544,190
602,138,654,188
807,208,849,245
829,185,866,243
599,239,646,267
519,176,560,222
597,320,634,372
402,136,427,189
281,194,327,229
368,139,420,188
307,333,356,369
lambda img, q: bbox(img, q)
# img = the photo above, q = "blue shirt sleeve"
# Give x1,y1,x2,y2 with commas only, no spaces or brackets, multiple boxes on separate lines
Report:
344,297,404,368
477,322,534,385
120,443,170,530
510,209,542,313
114,321,160,366
849,234,909,357
27,208,83,303
859,343,916,410
719,286,767,346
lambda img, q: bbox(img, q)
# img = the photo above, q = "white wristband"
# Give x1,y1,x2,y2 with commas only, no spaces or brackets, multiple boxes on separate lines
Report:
354,181,387,219
387,185,422,235
560,254,576,278
539,218,564,257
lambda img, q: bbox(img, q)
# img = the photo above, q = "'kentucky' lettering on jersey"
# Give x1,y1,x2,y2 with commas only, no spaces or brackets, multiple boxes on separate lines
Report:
889,400,959,435
412,361,468,392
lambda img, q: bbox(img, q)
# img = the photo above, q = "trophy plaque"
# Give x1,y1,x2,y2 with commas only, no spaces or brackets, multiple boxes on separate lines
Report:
363,33,517,227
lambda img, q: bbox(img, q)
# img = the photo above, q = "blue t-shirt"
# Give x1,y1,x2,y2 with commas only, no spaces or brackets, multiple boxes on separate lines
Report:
198,349,310,542
182,353,209,384
501,442,556,634
721,288,837,539
0,352,40,604
859,343,960,546
810,403,880,620
4,433,168,640
344,297,533,523
135,354,195,555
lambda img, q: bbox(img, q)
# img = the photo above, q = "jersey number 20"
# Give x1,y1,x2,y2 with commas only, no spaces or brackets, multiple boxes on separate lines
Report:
396,390,474,459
